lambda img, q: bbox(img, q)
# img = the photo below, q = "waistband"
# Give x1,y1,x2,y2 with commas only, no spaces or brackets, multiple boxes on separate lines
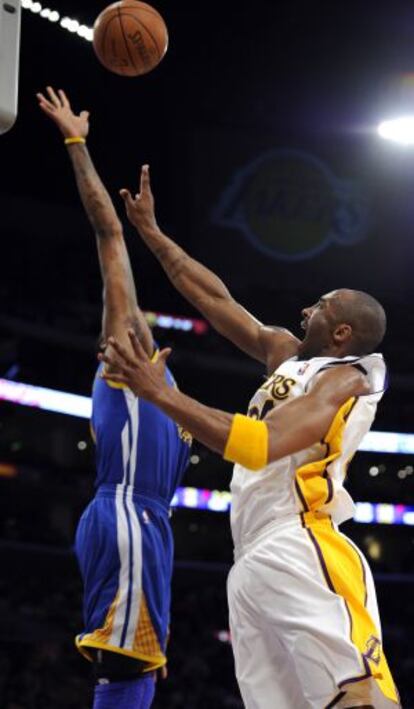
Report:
233,510,332,561
96,483,171,514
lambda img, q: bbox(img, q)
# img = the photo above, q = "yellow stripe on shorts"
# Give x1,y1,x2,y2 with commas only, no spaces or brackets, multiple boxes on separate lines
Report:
304,516,399,704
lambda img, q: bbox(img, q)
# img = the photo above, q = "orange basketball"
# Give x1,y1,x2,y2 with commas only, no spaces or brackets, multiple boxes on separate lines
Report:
93,1,168,77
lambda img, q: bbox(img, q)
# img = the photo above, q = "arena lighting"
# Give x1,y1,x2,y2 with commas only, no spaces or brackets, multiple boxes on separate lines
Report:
378,116,414,145
0,378,92,418
21,0,93,41
0,378,414,456
0,463,17,478
144,312,208,335
170,489,414,526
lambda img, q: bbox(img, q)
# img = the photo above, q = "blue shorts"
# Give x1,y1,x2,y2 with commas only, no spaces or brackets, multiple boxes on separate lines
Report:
75,484,173,671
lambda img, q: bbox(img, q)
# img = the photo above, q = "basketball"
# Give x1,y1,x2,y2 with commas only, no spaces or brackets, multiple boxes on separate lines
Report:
93,1,168,77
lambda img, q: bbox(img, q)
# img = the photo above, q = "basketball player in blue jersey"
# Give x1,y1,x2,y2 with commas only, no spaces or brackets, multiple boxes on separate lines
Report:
37,89,191,709
98,167,401,708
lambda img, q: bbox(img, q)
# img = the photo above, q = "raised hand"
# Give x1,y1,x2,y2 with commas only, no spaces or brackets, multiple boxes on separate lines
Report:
98,329,171,400
120,165,157,231
36,86,90,140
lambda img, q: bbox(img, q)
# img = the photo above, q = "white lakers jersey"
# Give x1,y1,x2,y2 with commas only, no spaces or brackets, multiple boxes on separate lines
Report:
230,354,387,550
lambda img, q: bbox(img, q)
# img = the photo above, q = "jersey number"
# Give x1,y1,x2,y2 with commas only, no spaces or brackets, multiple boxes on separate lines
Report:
248,398,275,421
248,375,296,420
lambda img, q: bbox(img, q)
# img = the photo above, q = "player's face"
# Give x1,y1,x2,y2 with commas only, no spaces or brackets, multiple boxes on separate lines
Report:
298,291,340,359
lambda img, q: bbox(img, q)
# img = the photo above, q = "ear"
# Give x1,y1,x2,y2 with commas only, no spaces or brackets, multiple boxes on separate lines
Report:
333,323,352,343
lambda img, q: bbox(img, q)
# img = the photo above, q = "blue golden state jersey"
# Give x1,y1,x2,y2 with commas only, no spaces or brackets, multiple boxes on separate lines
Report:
91,360,191,503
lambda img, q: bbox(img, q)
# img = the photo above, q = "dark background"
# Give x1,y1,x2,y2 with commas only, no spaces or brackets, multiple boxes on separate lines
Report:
0,1,414,707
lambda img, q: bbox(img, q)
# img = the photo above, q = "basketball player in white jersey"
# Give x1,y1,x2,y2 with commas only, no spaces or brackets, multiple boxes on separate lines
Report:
99,166,400,708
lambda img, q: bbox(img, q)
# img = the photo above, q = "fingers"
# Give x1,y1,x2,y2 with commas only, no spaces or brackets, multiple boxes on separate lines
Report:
58,89,70,107
120,166,151,206
98,351,120,370
37,99,55,115
119,188,135,207
46,85,61,107
80,110,90,121
158,347,172,365
37,87,67,114
36,91,49,105
98,353,130,385
126,330,170,368
99,333,152,371
107,336,137,367
127,329,147,360
140,164,151,193
101,371,128,386
36,92,56,113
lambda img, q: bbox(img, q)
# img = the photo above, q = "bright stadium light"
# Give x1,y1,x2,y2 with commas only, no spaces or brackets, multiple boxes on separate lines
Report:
21,1,93,42
378,116,414,145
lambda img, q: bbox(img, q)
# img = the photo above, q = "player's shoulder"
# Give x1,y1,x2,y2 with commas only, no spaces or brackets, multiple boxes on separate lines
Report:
315,363,368,387
258,326,301,374
310,352,386,399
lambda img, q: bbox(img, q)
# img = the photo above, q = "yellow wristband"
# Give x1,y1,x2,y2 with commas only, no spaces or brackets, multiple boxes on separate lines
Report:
224,414,268,471
64,136,86,146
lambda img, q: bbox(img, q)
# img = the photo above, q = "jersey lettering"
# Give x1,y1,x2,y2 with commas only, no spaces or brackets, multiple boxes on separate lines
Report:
262,374,297,400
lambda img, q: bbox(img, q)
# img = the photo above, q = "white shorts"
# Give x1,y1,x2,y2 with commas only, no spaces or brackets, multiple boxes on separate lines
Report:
227,513,399,709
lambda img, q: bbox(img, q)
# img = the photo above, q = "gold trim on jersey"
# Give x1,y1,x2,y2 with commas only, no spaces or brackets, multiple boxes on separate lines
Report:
102,348,159,390
75,637,166,671
133,593,164,661
295,397,356,513
75,590,166,671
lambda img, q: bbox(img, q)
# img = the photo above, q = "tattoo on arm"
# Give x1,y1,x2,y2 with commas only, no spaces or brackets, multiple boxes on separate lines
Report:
152,243,187,280
67,144,121,238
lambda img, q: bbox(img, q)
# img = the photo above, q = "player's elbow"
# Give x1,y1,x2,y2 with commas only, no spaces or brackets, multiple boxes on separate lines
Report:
95,222,123,241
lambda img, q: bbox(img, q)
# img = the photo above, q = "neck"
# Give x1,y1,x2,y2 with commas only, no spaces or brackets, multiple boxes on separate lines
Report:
298,343,354,361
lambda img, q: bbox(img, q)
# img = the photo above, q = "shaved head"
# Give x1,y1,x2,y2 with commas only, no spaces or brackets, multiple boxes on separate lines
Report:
330,289,386,355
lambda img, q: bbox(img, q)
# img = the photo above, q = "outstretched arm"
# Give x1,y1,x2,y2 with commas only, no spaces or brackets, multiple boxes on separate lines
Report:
99,331,369,466
36,87,153,357
120,166,300,371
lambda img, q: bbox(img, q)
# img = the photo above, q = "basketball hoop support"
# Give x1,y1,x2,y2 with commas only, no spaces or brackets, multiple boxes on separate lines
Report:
0,0,21,134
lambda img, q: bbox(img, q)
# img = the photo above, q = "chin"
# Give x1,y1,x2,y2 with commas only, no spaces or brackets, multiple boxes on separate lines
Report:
298,340,318,360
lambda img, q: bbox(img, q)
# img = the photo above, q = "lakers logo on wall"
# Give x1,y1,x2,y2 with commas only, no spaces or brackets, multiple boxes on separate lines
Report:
213,149,369,261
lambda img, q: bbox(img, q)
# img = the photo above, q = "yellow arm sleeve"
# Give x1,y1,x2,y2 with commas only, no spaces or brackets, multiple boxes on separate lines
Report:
224,414,268,471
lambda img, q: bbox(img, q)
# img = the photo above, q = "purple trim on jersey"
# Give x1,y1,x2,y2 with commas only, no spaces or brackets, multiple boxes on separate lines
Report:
306,527,335,593
344,597,354,643
295,479,309,512
338,656,371,688
324,470,334,504
324,690,346,708
120,488,134,648
350,534,368,609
